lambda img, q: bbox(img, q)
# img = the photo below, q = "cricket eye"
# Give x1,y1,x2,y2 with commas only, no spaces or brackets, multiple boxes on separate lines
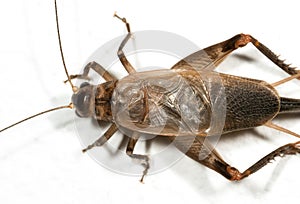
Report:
80,82,90,88
72,86,94,117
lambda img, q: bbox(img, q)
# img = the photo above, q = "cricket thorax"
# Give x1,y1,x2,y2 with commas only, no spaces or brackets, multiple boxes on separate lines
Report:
111,69,215,136
94,81,117,121
71,81,117,121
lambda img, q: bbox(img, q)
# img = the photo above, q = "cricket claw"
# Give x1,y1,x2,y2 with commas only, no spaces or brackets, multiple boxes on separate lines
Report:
82,147,93,153
113,12,130,33
82,135,111,153
113,12,125,23
82,147,89,153
82,143,96,153
139,175,145,183
113,11,117,18
130,154,149,183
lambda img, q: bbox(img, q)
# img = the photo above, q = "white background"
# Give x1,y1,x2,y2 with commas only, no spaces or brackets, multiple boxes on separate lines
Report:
1,0,300,203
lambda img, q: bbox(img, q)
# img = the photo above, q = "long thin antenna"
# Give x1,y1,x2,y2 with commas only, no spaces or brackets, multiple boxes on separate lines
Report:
54,0,77,93
0,103,73,133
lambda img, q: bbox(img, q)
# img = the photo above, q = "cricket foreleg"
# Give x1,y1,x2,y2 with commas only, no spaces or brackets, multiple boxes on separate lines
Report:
82,123,118,153
126,133,149,182
172,136,300,181
64,61,116,83
114,13,136,74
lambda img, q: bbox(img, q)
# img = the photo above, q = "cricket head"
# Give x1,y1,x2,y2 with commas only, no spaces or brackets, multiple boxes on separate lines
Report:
71,82,95,118
71,81,117,121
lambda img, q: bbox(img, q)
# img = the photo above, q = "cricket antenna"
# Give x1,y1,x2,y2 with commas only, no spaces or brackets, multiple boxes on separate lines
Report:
0,103,73,133
54,0,78,93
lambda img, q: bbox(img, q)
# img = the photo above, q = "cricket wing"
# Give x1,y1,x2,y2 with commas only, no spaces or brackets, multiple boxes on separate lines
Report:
112,69,226,138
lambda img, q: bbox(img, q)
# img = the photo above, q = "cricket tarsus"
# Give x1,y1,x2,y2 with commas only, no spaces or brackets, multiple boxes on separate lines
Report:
0,103,73,133
125,133,150,182
134,155,149,183
114,13,136,74
173,137,300,181
114,12,131,33
64,61,116,83
239,141,300,179
54,0,77,93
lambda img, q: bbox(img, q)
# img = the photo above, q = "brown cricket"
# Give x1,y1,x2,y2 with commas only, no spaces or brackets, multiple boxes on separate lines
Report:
1,0,300,182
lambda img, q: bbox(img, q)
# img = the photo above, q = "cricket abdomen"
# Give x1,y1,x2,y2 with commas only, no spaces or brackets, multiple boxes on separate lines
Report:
221,74,280,133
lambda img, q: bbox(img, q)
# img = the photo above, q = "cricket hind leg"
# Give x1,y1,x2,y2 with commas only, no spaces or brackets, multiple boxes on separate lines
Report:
222,34,298,76
114,13,137,74
172,136,300,181
125,132,150,182
172,34,298,76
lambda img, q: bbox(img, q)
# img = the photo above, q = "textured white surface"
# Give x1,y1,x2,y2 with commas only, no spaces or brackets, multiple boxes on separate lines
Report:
0,0,300,203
